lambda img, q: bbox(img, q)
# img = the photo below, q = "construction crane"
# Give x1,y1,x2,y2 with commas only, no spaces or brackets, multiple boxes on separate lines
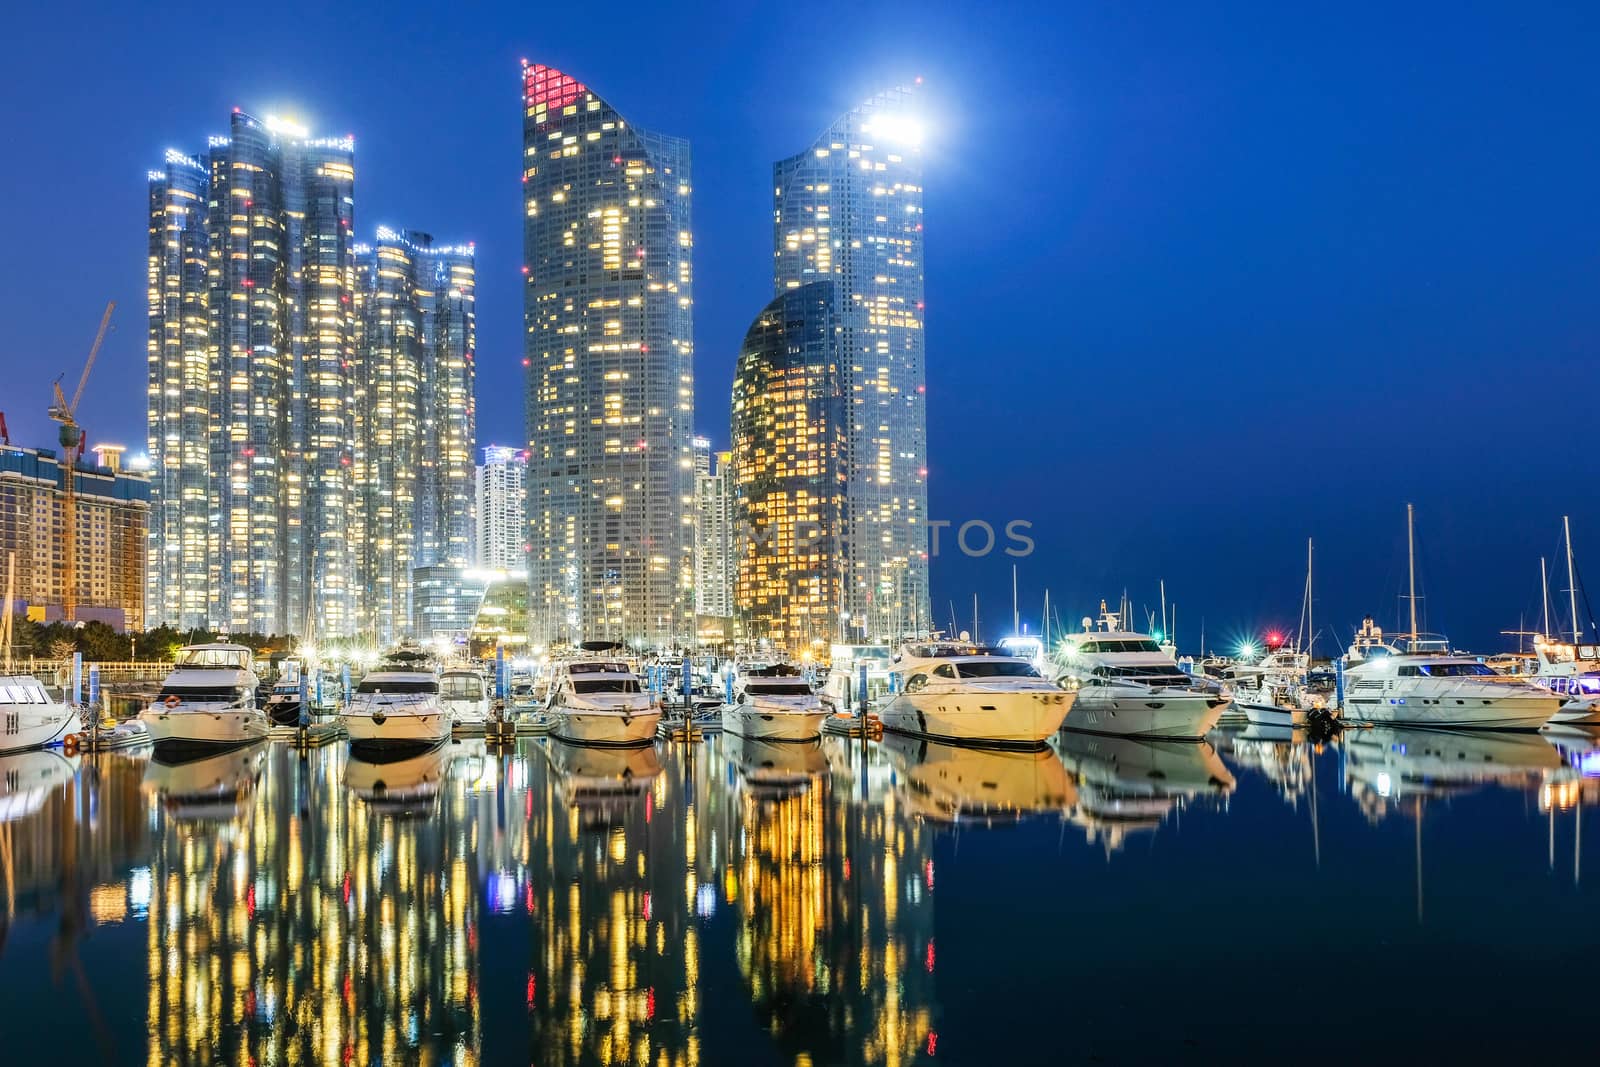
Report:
47,300,115,623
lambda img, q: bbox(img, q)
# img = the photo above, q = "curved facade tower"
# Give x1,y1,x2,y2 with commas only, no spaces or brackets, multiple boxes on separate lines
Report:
521,62,695,648
730,282,847,654
773,88,928,642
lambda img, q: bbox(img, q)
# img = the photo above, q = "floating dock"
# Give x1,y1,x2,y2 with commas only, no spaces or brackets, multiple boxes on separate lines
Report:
270,721,346,747
822,713,883,739
69,720,152,752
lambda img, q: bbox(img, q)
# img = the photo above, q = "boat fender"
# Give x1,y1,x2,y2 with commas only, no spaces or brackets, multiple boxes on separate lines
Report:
164,695,181,709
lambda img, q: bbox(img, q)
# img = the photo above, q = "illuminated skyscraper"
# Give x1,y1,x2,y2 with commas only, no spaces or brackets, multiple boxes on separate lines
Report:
521,61,695,648
353,228,477,644
475,444,526,569
415,240,477,569
731,282,847,655
693,440,735,623
283,129,359,637
145,147,211,628
147,110,359,636
773,88,928,641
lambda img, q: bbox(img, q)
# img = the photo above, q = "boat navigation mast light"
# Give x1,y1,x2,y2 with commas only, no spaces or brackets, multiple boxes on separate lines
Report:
1238,641,1258,659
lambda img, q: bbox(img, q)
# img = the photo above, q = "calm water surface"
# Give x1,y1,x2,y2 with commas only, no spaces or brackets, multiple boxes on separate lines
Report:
2,725,1598,1065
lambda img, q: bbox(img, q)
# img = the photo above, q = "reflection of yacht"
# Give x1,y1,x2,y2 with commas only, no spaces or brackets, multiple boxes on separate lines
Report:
1218,726,1313,805
0,674,79,753
0,749,76,821
721,663,827,741
547,646,659,746
727,733,828,797
880,730,1075,824
878,639,1072,747
342,648,451,751
1343,726,1561,811
345,743,456,815
440,667,491,730
1051,605,1229,739
1054,731,1235,851
544,738,662,825
142,741,268,821
139,644,267,751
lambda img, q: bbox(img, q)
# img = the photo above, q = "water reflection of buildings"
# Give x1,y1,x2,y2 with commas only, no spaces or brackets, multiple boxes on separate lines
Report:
144,743,480,1065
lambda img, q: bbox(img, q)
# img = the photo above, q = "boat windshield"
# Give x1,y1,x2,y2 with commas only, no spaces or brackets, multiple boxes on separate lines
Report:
1078,639,1163,654
174,648,250,669
572,678,641,694
440,675,484,699
1400,662,1498,678
2,683,52,704
955,661,1041,679
570,662,631,675
746,682,814,696
157,685,246,703
356,680,438,694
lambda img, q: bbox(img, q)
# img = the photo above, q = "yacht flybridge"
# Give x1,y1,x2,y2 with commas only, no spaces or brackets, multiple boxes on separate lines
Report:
1528,637,1600,725
1051,605,1229,739
138,644,267,751
342,646,451,751
546,643,659,746
876,637,1072,748
721,662,827,741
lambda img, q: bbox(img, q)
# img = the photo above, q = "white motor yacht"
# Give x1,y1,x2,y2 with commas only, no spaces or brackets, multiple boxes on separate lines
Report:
1527,636,1600,725
876,638,1073,747
138,644,267,751
1051,605,1229,739
1341,625,1558,731
0,674,79,754
440,667,492,731
721,662,827,741
546,647,659,746
342,647,451,751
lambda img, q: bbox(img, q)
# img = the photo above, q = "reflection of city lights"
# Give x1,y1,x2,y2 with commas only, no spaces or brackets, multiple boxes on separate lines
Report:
128,866,152,914
695,883,717,918
1376,771,1393,797
491,872,518,914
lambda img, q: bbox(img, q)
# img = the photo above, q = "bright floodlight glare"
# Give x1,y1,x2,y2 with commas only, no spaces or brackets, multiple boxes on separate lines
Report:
263,114,310,138
865,113,925,146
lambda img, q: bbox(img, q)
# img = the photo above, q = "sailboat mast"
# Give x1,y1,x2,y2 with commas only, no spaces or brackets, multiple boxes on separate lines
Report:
1160,580,1168,639
1565,515,1580,644
1012,565,1019,636
1407,503,1419,641
1307,537,1314,660
1542,556,1551,638
972,593,979,642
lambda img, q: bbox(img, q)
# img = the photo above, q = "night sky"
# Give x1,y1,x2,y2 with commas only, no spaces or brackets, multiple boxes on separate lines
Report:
3,0,1597,652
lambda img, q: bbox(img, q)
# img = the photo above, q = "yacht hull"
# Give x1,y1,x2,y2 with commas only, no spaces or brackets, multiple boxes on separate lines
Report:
550,708,662,746
1237,700,1308,728
1060,691,1226,740
1342,693,1557,731
720,704,827,741
0,703,79,754
878,691,1072,747
1549,698,1600,725
342,708,451,750
139,707,270,750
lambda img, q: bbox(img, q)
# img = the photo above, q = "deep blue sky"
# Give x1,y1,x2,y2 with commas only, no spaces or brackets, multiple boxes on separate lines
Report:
3,1,1597,651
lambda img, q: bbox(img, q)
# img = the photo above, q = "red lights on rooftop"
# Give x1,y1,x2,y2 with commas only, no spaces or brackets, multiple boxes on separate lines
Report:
524,63,587,112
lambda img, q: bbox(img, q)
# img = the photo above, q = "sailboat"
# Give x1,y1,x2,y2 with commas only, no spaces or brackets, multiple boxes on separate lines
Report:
0,551,80,754
1232,539,1331,728
1340,506,1559,730
1527,517,1600,724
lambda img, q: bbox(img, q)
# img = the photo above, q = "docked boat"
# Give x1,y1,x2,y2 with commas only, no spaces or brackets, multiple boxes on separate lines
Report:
440,666,491,731
876,638,1073,747
1050,605,1229,739
138,643,267,752
721,662,827,741
1527,636,1600,725
342,647,451,752
546,644,659,746
263,674,309,728
0,674,79,754
819,643,893,714
1230,648,1328,728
